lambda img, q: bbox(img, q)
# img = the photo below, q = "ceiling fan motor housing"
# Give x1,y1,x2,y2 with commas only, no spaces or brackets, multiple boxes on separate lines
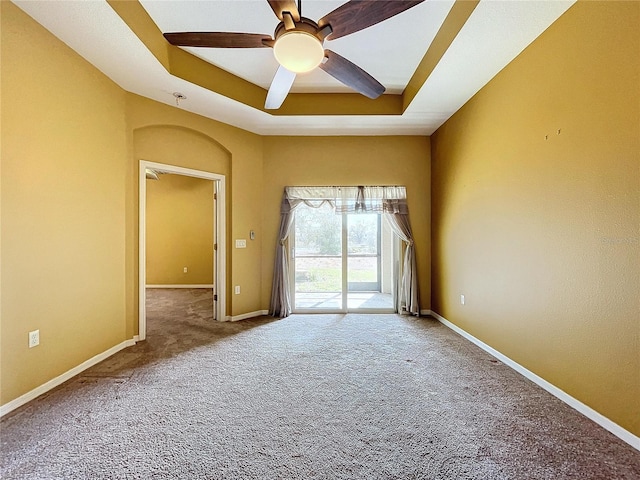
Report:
272,17,327,73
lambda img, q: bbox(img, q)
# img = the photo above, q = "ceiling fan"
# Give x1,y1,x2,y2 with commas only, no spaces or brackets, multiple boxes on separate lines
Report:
163,0,425,109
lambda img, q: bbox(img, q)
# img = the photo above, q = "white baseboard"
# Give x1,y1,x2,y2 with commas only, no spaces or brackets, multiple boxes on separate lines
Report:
226,310,270,322
0,337,138,418
146,284,214,289
420,309,432,316
429,310,640,451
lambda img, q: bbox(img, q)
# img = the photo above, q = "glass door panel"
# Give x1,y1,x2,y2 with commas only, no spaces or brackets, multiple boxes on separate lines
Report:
293,203,342,310
292,206,394,312
347,214,380,291
346,214,393,310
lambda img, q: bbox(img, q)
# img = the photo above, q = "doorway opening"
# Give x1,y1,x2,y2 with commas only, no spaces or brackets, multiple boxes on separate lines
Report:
291,202,395,312
138,161,226,341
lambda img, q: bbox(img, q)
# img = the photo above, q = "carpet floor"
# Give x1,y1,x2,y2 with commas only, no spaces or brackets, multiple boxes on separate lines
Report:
1,288,638,479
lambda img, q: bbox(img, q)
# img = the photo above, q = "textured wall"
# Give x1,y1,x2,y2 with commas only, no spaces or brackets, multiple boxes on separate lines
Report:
1,3,128,404
127,98,264,323
262,136,431,310
431,1,639,435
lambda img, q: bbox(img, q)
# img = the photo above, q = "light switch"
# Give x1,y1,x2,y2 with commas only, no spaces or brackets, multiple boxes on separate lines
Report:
235,239,247,248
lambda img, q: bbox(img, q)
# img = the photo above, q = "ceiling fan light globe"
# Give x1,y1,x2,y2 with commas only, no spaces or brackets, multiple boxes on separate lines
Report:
273,31,324,74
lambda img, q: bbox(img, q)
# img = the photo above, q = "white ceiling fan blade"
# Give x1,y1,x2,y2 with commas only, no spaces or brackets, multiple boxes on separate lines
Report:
265,65,296,110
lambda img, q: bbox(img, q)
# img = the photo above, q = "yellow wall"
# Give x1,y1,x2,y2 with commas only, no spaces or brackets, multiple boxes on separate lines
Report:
127,97,265,328
431,0,639,436
0,2,267,405
10,0,635,443
1,2,431,408
131,123,231,333
262,136,431,309
1,1,431,409
1,3,128,403
146,174,214,285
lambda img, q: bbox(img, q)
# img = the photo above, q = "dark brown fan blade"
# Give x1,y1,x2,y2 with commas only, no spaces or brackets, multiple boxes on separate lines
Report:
163,32,272,48
318,0,425,40
267,0,300,21
318,50,385,99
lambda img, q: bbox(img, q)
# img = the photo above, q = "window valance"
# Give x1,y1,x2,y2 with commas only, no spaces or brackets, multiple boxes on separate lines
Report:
283,185,408,214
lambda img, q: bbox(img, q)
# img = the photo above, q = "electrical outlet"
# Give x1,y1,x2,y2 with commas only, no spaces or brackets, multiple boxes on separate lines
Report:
460,295,465,305
234,285,241,295
29,330,40,348
183,267,188,273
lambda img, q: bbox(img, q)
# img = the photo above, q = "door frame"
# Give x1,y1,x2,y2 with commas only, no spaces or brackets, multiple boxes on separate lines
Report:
138,160,226,340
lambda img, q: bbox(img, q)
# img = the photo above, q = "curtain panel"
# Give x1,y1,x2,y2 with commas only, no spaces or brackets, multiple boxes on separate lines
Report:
269,186,420,317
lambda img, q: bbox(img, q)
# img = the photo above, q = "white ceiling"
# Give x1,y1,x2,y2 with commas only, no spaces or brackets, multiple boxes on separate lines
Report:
12,0,576,136
140,0,454,95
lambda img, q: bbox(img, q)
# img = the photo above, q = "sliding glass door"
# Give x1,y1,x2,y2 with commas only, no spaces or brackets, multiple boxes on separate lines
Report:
292,203,342,309
292,204,394,312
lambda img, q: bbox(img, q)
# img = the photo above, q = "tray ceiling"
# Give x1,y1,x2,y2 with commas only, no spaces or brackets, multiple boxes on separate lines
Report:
12,0,576,136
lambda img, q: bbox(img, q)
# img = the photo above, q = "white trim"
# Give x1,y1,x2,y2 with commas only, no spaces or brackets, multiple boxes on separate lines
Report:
139,160,227,341
420,309,432,316
146,284,214,289
429,311,640,451
0,338,137,417
227,310,270,322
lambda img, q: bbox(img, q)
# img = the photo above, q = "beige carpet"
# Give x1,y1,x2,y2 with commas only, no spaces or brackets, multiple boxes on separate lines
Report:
1,288,638,479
